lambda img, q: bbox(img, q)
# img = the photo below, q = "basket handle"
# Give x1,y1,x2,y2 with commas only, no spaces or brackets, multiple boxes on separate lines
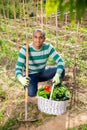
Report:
50,82,55,100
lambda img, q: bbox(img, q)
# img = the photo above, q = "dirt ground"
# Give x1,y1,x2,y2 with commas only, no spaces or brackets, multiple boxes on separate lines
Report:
18,111,87,130
17,93,87,130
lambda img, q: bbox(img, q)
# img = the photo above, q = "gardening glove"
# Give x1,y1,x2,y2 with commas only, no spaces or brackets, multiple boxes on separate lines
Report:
53,73,60,85
18,76,30,86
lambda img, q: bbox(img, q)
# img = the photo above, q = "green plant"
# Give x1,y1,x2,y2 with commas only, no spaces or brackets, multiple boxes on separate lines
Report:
0,25,6,32
0,39,5,46
79,124,87,130
68,123,87,130
0,110,5,121
68,128,77,130
0,40,18,61
0,88,5,96
0,117,20,130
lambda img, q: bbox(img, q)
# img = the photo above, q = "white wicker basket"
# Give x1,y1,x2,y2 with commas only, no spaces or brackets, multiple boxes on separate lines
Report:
38,96,68,115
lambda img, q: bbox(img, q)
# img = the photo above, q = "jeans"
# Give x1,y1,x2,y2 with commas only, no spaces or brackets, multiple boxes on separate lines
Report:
28,66,65,97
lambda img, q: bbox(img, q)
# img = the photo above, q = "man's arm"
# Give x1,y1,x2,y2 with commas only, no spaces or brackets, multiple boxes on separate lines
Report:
49,44,65,85
15,46,26,78
15,46,30,86
49,44,65,75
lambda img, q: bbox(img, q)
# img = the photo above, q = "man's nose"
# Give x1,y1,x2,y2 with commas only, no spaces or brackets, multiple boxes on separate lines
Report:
37,38,40,42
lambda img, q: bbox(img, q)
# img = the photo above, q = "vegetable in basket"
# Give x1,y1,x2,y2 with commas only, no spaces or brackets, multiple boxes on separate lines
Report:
38,84,70,101
51,84,70,101
44,85,52,92
38,87,50,99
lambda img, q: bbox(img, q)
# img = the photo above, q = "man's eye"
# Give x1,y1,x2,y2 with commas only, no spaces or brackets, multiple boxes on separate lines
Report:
34,36,43,39
39,36,43,39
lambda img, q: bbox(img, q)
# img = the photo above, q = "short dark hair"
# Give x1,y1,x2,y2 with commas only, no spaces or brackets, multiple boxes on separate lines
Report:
33,29,45,37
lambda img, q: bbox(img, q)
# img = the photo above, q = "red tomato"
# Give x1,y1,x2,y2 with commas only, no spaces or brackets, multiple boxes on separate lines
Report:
44,86,52,92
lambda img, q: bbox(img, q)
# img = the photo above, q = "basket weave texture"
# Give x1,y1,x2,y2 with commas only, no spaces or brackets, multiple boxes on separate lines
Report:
38,96,68,115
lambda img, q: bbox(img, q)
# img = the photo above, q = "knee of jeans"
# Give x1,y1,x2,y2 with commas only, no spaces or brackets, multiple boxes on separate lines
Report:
28,92,36,97
28,87,37,97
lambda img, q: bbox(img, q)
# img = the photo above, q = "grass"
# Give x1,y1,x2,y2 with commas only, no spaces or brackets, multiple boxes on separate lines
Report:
68,124,87,130
0,110,5,121
0,101,55,130
0,88,6,97
0,117,20,130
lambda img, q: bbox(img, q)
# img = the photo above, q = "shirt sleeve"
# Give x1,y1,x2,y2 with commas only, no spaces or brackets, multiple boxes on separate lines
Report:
15,46,26,78
49,44,65,75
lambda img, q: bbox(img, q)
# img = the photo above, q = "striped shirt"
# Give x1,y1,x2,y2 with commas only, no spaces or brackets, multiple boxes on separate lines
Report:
15,43,65,78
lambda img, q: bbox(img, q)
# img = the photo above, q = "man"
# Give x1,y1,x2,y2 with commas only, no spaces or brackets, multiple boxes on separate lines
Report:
15,29,65,98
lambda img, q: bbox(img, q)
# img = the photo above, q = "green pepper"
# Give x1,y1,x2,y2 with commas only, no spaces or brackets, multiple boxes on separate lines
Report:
38,88,50,99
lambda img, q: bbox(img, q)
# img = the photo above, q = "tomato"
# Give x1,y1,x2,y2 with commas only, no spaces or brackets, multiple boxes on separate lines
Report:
44,85,52,92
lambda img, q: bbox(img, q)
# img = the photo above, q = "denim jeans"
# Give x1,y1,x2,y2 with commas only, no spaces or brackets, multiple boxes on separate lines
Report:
28,66,65,97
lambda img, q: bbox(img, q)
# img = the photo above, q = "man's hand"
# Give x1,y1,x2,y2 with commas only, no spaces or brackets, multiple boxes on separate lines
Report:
53,73,60,85
18,76,30,86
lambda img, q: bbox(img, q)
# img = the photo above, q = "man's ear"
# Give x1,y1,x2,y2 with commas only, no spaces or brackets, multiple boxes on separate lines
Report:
43,37,46,41
32,36,34,40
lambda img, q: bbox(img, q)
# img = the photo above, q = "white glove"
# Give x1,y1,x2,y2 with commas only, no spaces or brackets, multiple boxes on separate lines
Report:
53,73,60,85
18,76,30,86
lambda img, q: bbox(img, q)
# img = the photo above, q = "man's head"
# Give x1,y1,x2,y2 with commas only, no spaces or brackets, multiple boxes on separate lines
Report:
33,29,45,37
32,29,45,50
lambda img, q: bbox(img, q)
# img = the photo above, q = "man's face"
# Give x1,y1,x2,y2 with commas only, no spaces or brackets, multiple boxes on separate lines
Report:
32,31,45,49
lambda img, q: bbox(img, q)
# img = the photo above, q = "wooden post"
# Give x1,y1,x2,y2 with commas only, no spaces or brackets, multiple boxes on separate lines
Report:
41,0,43,29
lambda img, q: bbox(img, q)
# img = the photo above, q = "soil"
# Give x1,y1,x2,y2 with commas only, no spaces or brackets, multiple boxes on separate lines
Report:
17,101,87,130
17,111,87,130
